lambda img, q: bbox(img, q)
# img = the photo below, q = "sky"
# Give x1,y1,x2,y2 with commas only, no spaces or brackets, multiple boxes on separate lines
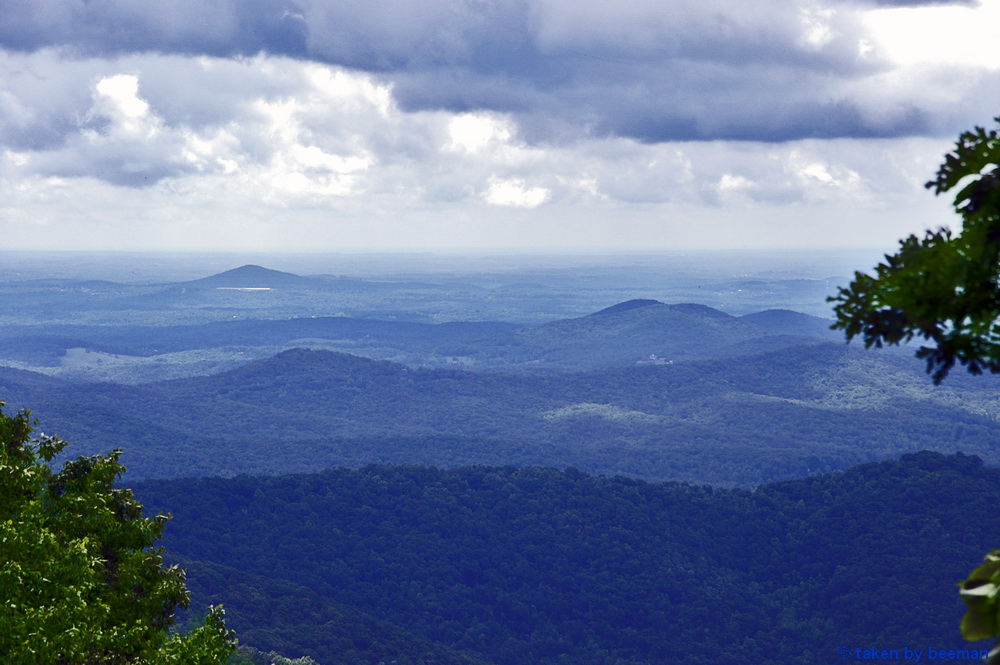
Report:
1,0,999,253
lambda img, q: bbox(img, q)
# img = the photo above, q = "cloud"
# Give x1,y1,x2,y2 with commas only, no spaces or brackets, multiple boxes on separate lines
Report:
0,132,955,253
0,0,309,58
0,0,995,146
20,72,195,186
0,50,955,205
0,0,991,255
484,178,551,208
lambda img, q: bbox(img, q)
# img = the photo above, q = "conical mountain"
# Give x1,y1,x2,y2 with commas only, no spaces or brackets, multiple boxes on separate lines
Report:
189,265,321,288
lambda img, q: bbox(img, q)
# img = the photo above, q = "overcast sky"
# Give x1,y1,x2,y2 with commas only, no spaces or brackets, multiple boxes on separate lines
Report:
2,0,999,253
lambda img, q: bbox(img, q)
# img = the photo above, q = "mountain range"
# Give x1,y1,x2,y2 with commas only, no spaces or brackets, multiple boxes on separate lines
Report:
0,267,844,380
3,262,997,664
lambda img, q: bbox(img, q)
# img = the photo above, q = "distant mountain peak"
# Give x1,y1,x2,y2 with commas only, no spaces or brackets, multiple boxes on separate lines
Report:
191,265,315,288
214,265,294,279
591,299,664,316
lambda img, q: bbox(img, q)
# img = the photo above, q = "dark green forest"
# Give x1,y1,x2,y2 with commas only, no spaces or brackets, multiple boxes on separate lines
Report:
136,453,996,665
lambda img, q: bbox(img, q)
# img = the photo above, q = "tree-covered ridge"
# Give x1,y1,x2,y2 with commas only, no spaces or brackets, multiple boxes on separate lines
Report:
5,343,1000,487
136,453,997,665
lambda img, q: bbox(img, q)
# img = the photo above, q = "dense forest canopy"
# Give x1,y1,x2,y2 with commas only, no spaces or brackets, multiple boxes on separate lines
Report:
136,454,996,665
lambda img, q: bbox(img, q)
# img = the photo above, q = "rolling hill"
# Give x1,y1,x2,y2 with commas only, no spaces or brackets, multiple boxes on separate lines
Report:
489,300,836,368
0,299,840,380
3,341,999,486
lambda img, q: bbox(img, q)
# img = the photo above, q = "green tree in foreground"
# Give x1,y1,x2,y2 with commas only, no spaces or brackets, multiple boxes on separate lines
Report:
829,118,1000,660
0,402,236,664
829,116,1000,384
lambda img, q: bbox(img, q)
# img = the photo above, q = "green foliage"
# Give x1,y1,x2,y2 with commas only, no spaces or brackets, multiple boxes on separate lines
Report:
180,558,494,665
829,116,1000,384
960,550,1000,664
0,401,236,664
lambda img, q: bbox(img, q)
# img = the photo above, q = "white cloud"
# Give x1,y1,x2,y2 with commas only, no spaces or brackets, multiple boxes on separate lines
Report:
715,173,756,204
802,162,836,185
93,75,151,125
798,7,837,51
446,113,512,153
863,3,1000,68
4,0,998,144
484,178,551,208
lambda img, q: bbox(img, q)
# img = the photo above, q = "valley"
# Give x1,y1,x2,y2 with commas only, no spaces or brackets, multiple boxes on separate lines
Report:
1,251,995,664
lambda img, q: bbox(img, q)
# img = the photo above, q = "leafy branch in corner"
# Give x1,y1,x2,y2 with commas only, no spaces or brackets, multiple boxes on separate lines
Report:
829,116,1000,384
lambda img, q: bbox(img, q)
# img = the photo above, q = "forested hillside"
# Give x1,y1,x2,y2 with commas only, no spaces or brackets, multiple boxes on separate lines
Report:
3,343,999,486
136,453,996,665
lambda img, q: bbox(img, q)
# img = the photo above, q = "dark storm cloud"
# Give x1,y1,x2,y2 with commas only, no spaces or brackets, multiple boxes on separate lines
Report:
0,0,308,58
0,0,984,144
